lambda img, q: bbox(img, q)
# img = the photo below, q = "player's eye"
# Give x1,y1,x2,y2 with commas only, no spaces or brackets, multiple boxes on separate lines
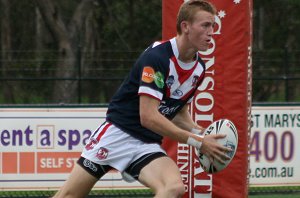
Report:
202,23,211,29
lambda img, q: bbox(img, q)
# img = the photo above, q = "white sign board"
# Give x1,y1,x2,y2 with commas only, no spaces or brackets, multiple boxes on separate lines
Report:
0,108,144,190
1,106,299,190
249,106,300,186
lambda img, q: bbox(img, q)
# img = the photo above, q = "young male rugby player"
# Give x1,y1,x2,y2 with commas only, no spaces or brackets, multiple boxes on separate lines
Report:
54,1,231,197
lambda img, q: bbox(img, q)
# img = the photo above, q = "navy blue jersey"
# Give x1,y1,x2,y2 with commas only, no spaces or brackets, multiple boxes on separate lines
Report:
106,38,206,144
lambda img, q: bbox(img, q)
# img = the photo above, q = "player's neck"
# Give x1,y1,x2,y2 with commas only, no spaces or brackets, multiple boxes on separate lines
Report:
175,36,197,63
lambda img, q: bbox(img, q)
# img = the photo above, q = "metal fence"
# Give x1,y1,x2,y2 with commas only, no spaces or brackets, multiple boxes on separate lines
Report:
252,49,300,102
1,49,299,104
0,50,140,104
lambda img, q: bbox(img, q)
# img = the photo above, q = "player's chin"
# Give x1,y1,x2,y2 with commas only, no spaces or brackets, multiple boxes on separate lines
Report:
198,46,209,52
197,44,210,52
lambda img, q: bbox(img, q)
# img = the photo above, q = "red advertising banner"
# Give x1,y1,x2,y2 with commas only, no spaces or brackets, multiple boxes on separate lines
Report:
162,0,253,197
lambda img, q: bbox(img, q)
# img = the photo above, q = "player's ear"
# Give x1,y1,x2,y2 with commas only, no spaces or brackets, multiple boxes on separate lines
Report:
181,21,189,34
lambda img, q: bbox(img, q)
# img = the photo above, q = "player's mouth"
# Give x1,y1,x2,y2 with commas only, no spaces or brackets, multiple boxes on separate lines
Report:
204,39,212,48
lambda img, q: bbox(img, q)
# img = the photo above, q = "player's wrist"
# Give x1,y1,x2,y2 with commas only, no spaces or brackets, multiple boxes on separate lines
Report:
187,135,204,149
191,127,204,134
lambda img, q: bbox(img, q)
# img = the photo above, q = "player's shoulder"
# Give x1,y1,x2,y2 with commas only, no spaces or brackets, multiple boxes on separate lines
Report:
142,40,172,61
150,40,169,49
134,39,173,72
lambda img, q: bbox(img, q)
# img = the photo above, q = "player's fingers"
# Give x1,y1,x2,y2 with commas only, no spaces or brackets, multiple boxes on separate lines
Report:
214,134,227,139
207,146,229,164
213,154,226,165
208,156,214,163
215,149,231,161
218,144,232,153
208,144,230,161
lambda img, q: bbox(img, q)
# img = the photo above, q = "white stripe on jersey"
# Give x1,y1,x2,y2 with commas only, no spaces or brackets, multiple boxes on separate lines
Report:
170,38,199,66
152,41,162,48
138,86,163,100
187,96,194,103
170,38,179,59
168,60,204,100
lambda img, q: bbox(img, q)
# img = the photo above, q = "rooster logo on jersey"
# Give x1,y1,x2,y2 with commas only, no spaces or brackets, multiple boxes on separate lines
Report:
96,147,109,160
166,75,175,88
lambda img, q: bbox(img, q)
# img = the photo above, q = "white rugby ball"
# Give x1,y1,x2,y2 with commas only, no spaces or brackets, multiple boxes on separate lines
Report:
198,119,238,173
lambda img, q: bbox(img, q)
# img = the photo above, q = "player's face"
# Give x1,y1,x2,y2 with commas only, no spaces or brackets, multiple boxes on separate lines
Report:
187,10,215,51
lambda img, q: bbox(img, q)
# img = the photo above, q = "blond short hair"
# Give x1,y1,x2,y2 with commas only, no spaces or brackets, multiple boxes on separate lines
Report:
176,0,217,34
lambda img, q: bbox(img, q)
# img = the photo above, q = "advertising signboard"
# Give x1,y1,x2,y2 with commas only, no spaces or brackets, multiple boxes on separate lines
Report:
0,108,144,190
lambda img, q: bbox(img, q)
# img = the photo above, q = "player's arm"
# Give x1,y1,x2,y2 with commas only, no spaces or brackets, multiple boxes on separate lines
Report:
171,104,205,134
140,95,192,144
139,95,230,164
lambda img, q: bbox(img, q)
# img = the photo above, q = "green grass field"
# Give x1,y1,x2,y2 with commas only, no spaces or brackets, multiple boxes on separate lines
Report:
249,195,300,198
1,187,300,197
248,186,300,198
